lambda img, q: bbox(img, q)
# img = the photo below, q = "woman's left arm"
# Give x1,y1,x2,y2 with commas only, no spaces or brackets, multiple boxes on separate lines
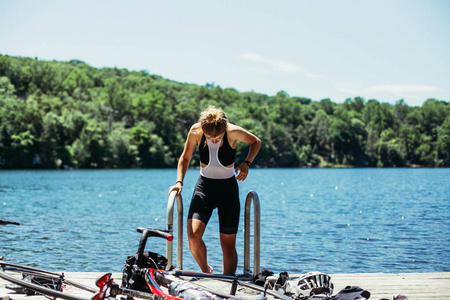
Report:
229,124,261,181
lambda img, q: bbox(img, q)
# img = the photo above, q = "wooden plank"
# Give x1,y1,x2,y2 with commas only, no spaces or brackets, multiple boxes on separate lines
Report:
1,272,449,300
329,273,450,300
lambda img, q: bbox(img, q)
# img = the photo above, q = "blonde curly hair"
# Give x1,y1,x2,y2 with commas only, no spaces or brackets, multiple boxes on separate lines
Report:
199,106,228,137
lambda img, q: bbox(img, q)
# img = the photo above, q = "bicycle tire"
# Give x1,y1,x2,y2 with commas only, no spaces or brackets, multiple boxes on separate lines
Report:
0,261,96,300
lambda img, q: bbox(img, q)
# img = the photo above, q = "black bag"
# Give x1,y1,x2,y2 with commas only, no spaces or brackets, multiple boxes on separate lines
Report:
121,251,168,292
253,269,274,286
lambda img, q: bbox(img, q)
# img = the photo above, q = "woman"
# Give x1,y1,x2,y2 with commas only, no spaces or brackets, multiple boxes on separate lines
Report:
168,106,261,275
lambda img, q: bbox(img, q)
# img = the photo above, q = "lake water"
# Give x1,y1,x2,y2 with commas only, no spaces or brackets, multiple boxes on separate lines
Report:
1,168,449,274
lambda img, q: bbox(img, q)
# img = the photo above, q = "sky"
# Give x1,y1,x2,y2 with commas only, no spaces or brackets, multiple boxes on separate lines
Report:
1,0,449,106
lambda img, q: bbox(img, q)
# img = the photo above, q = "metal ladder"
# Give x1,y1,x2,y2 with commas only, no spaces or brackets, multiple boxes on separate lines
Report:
243,190,261,277
166,190,261,276
166,190,183,270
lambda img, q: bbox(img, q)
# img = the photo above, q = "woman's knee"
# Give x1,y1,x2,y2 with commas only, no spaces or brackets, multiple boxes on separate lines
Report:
220,233,237,252
187,219,206,240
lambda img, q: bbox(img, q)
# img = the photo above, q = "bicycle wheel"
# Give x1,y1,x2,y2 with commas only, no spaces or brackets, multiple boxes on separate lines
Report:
0,261,96,300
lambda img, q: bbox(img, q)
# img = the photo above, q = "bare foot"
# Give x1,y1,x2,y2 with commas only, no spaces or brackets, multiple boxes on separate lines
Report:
200,264,213,274
207,265,213,274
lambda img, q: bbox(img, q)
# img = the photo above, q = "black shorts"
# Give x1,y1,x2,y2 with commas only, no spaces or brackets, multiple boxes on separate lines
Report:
188,175,240,235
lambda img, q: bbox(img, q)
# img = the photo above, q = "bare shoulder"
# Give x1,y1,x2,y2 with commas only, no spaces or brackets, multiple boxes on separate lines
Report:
226,123,245,134
188,123,203,143
227,123,259,144
190,122,203,134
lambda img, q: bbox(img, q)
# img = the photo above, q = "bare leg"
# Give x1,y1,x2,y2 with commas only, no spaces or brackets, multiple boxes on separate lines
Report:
220,233,237,275
187,219,213,273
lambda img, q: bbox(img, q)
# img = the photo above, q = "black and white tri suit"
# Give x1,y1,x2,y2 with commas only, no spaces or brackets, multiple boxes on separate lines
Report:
187,132,240,235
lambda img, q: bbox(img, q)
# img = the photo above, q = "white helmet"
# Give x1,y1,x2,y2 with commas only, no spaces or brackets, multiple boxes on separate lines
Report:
292,271,334,298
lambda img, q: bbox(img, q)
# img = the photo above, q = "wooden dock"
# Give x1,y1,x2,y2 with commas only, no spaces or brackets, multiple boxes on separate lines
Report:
1,272,449,300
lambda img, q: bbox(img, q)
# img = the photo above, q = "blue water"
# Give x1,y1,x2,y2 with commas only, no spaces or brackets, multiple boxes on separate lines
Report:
1,169,449,274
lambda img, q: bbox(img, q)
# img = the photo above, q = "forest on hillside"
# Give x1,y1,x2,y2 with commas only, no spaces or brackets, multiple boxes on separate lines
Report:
0,54,449,169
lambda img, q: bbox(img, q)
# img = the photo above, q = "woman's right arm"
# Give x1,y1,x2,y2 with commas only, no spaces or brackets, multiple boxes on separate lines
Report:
168,125,200,195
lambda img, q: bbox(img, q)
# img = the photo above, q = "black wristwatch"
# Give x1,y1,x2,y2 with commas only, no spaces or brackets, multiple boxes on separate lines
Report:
244,160,252,166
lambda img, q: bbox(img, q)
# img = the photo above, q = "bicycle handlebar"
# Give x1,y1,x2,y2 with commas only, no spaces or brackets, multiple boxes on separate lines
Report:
136,228,173,241
135,228,173,267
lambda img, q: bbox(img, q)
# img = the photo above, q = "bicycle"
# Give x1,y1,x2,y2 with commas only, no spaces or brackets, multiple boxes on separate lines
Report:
0,259,97,300
92,227,285,300
93,227,333,300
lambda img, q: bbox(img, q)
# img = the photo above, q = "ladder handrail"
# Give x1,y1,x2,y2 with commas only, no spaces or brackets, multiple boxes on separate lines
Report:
166,189,259,274
244,190,260,276
166,190,183,270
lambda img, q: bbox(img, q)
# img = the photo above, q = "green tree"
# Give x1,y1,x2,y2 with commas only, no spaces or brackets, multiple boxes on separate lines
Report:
1,54,449,168
374,128,406,167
